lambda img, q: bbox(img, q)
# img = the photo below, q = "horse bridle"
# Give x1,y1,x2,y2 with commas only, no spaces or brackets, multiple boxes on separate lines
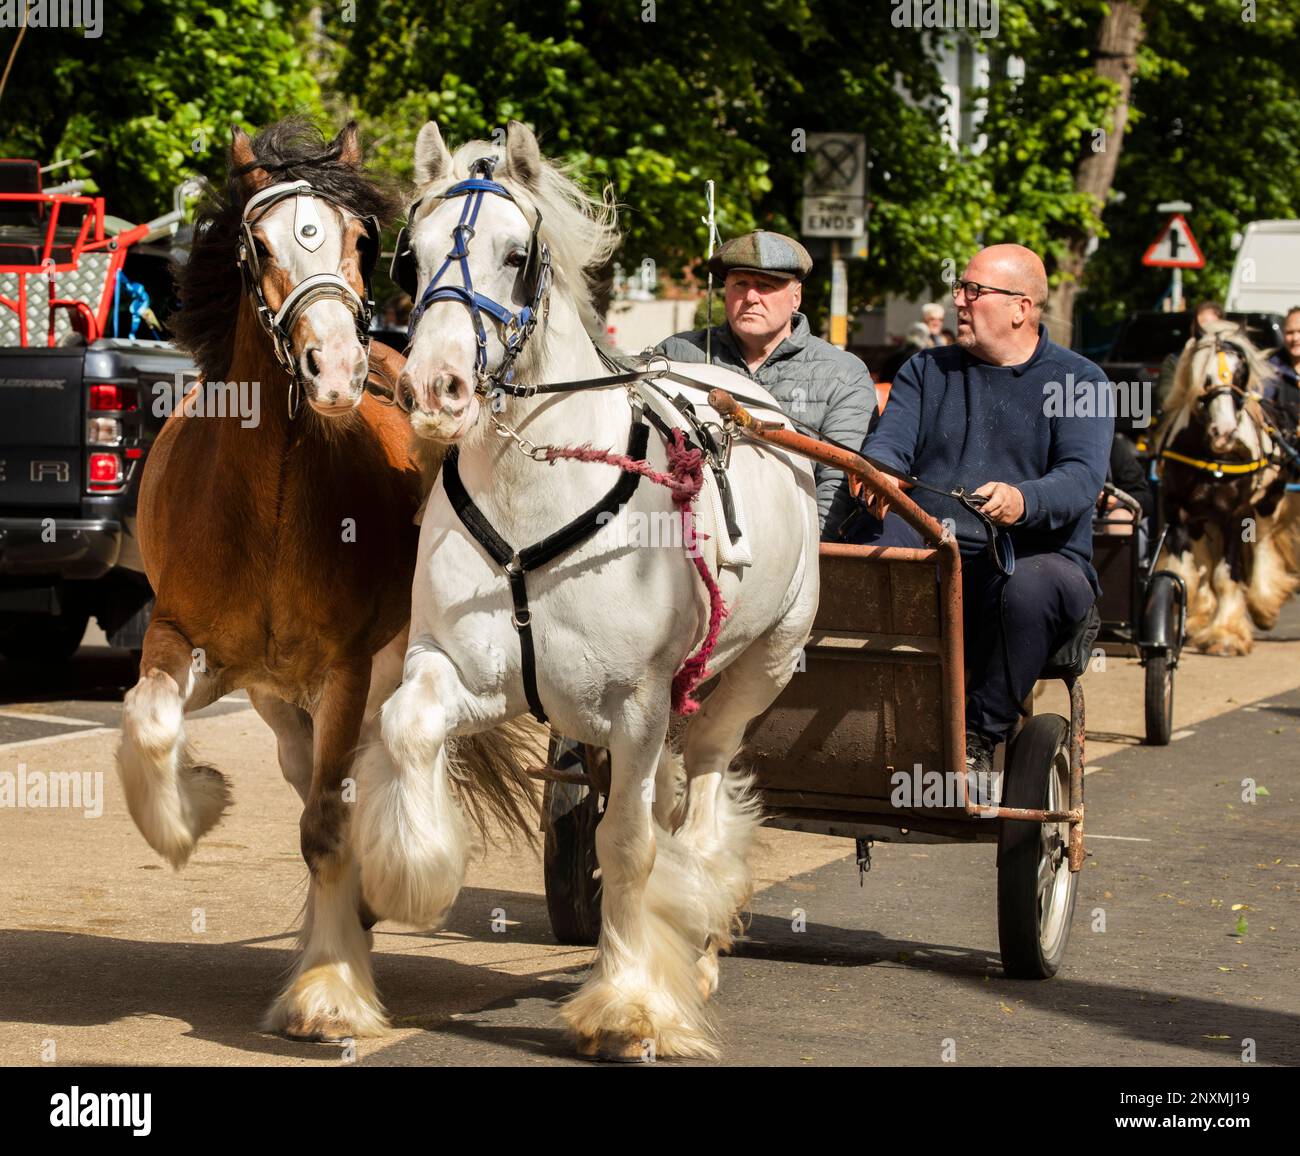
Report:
237,179,381,417
390,156,552,402
1158,336,1273,479
1197,337,1251,409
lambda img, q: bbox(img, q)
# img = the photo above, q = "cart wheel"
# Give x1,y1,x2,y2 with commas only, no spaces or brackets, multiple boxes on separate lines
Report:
1144,651,1174,745
997,714,1078,979
542,737,603,946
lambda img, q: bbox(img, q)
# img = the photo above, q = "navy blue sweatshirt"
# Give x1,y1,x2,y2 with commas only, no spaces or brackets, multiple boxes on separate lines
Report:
863,325,1112,593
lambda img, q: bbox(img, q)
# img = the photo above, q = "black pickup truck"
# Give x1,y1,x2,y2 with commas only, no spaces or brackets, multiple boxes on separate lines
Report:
0,339,192,663
0,159,197,665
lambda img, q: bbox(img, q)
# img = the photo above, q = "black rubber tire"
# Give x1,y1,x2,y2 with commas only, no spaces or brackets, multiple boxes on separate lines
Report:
1144,651,1174,746
542,739,603,946
997,713,1078,979
0,608,89,666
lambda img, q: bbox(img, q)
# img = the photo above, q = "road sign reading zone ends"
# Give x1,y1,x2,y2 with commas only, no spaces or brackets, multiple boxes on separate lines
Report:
1142,214,1205,269
803,195,864,238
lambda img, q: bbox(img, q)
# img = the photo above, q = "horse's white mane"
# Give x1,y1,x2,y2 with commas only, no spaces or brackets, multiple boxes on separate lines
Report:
413,138,622,353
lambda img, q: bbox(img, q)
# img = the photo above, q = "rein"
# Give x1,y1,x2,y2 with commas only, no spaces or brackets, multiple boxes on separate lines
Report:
486,351,1015,573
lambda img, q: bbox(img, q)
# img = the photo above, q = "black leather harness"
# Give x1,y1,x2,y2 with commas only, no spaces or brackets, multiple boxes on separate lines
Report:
442,415,651,724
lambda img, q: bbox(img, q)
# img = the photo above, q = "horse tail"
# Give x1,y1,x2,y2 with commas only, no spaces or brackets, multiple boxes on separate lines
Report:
444,716,547,845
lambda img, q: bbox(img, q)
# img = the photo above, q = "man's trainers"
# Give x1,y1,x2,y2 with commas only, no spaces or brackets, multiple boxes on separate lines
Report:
964,731,997,806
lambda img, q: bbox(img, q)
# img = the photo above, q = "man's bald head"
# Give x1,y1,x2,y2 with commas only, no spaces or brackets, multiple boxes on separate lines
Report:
954,244,1049,365
968,244,1049,313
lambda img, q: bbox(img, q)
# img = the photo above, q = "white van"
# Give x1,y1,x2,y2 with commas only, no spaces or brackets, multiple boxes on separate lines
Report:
1226,220,1300,314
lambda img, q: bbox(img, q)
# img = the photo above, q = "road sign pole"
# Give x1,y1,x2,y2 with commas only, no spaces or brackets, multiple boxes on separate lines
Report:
830,238,848,348
1172,266,1183,312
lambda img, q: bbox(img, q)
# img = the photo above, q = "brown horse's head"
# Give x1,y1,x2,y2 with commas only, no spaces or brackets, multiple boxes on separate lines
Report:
173,118,399,418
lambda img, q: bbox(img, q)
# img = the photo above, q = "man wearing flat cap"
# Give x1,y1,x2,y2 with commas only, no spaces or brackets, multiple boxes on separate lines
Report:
656,229,875,537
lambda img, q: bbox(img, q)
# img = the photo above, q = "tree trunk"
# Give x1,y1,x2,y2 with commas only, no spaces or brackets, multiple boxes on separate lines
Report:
1043,1,1147,345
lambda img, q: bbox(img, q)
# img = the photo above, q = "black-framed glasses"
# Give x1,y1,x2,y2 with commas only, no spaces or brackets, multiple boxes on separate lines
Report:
951,279,1028,303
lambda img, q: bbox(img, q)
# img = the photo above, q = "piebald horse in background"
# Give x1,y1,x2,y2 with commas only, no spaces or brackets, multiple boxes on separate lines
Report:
351,121,820,1060
116,120,536,1041
1156,320,1300,655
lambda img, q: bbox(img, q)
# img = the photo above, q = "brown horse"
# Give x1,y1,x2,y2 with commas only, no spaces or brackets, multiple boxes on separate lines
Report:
116,119,535,1041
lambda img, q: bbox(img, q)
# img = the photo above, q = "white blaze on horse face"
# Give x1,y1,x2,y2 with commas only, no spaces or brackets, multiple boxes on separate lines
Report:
254,199,369,415
402,189,534,441
1200,348,1248,455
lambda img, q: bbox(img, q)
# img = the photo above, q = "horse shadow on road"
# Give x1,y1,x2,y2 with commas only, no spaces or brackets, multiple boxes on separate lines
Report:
0,884,594,1064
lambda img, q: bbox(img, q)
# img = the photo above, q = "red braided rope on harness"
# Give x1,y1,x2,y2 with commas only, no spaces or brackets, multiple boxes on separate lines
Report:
542,428,728,715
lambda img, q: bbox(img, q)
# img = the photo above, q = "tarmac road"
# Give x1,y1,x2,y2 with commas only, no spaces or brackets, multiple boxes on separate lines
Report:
0,611,1296,1068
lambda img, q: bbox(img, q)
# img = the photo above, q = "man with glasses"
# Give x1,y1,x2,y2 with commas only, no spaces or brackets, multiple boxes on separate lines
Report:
657,230,875,537
855,244,1111,781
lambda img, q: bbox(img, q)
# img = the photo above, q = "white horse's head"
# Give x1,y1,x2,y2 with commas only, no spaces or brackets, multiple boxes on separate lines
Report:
230,123,383,416
1171,321,1275,458
394,120,618,442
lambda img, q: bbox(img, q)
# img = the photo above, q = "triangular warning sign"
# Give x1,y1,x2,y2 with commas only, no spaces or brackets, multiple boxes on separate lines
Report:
1142,214,1205,269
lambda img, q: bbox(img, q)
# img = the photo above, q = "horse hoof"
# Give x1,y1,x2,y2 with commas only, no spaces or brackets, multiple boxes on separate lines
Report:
278,1014,354,1044
575,1032,656,1064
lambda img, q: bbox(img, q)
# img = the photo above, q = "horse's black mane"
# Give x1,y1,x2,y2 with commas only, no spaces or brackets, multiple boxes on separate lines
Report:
171,117,399,382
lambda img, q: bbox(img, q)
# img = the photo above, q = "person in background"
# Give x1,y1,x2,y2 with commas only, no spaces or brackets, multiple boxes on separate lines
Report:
1156,300,1224,421
656,229,875,538
1096,433,1154,554
940,327,956,346
921,302,946,346
1264,306,1300,436
1193,300,1225,336
880,321,930,383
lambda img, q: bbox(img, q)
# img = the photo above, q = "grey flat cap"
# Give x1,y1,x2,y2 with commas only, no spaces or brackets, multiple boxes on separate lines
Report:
707,230,813,281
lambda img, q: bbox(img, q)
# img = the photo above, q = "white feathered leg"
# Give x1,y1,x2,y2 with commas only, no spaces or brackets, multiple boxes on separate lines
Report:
352,646,471,928
563,701,720,1060
251,689,387,1040
117,623,227,869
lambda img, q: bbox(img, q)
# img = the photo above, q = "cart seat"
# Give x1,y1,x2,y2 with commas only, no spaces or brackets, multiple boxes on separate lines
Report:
1040,602,1100,681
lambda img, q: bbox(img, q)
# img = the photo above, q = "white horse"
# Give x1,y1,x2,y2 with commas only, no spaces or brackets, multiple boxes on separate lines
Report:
351,120,819,1059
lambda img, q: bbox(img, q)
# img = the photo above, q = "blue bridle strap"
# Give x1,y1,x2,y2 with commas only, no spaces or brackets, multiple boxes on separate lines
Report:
406,159,548,388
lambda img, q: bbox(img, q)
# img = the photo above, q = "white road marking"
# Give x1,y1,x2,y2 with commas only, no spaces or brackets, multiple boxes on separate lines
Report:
0,709,102,727
1085,833,1153,842
1170,729,1196,740
0,701,254,754
0,726,116,751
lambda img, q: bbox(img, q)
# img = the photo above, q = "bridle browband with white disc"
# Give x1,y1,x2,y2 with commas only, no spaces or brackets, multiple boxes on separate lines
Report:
392,156,552,399
237,179,380,417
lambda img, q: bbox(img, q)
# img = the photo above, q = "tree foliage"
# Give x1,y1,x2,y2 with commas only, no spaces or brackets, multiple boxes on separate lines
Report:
1086,0,1300,319
0,0,324,221
4,0,1300,330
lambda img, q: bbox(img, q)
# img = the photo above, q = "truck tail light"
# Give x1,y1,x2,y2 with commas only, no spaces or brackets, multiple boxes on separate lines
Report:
87,417,122,445
88,452,123,490
89,383,137,411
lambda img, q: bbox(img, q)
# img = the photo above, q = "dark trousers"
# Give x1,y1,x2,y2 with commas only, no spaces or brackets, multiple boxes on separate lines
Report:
837,512,1094,741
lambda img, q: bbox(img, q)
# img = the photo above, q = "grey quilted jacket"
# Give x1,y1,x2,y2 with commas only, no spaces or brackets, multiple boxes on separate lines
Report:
656,313,876,537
